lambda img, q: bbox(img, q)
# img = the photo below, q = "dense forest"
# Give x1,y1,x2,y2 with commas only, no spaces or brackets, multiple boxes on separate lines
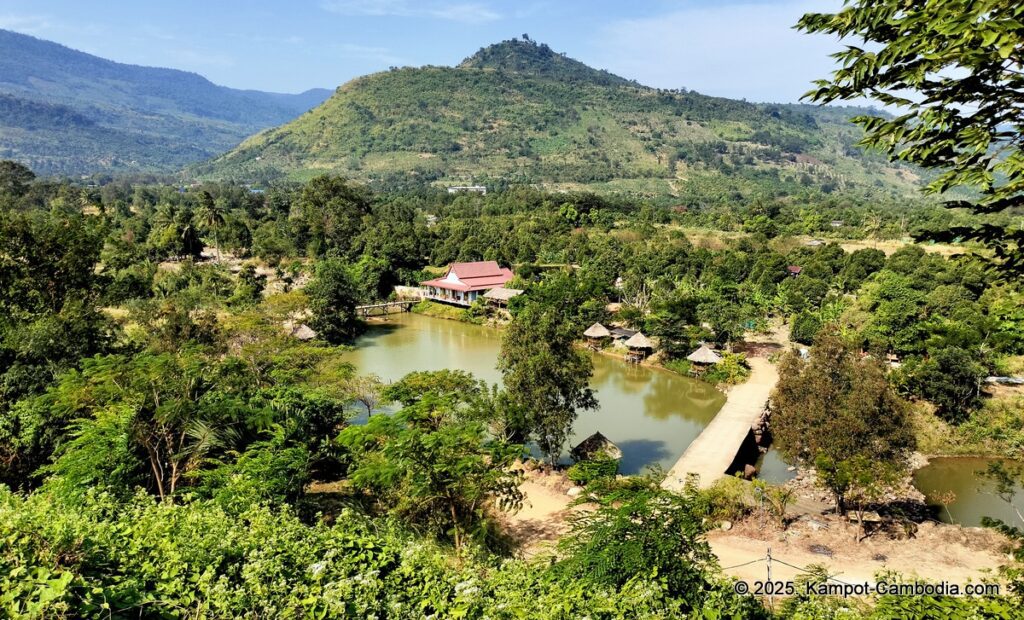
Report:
1,158,1022,617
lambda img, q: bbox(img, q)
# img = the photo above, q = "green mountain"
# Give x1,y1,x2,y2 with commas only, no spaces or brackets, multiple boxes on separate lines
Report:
197,38,920,200
0,29,331,175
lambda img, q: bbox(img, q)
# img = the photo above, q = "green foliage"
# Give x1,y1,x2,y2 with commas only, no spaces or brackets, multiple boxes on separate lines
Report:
771,329,915,510
498,303,597,465
200,40,921,202
306,257,361,344
566,456,619,486
899,347,987,423
0,29,329,175
799,0,1024,272
702,352,751,385
338,379,524,550
555,487,767,617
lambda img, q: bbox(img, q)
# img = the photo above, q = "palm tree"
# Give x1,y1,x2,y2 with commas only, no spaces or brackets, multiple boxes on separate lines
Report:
195,192,227,261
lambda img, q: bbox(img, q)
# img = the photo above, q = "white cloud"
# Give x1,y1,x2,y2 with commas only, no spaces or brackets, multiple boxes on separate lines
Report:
592,0,844,103
321,0,501,24
0,13,53,34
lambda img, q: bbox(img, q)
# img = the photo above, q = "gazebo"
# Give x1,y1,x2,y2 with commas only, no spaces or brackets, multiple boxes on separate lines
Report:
583,322,611,349
624,332,654,363
687,344,722,374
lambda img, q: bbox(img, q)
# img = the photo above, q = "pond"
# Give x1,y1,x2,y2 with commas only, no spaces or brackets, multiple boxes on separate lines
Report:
345,313,727,474
914,457,1024,527
755,448,1024,528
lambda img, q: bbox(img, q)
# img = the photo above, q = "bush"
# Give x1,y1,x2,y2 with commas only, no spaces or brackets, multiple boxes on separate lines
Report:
566,457,619,485
703,352,751,385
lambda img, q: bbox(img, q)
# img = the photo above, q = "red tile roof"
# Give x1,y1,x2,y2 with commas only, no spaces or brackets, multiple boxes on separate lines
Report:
421,261,514,292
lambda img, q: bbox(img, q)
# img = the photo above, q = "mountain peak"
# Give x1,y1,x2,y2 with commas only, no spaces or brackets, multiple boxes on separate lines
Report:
458,38,633,87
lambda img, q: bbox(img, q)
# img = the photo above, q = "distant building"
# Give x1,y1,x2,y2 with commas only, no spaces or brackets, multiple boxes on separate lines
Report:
420,261,514,306
447,185,487,195
805,239,825,247
829,220,845,228
786,265,802,277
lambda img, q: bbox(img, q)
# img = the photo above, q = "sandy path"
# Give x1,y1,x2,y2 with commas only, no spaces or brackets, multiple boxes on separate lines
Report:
708,520,1007,586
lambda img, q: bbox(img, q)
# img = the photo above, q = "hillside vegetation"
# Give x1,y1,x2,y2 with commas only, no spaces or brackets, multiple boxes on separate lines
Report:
198,38,921,201
0,29,330,175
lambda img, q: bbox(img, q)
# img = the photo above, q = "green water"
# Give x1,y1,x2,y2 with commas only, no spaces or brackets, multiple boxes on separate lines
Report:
345,313,727,474
914,457,1024,527
756,448,1023,528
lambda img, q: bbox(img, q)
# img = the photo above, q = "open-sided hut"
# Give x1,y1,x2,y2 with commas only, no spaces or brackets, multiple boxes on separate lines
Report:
624,331,654,363
483,286,523,308
686,344,722,374
583,322,611,349
570,431,623,462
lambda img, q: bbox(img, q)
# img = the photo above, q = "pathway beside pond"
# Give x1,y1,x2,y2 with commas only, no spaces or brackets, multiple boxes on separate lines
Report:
662,357,779,491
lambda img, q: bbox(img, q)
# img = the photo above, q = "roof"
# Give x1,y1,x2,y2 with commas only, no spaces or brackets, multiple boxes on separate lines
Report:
483,287,523,301
420,261,514,292
624,332,654,349
570,431,623,462
687,345,722,364
787,265,803,274
583,322,611,338
609,326,636,339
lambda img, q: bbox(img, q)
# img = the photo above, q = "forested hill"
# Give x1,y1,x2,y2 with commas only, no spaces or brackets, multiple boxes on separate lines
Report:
197,38,920,200
0,29,331,175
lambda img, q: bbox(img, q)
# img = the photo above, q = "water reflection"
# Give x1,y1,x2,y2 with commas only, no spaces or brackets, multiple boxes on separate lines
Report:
345,314,726,474
914,457,1024,527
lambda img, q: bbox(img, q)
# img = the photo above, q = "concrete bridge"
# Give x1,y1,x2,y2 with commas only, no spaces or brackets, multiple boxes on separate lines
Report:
662,357,779,491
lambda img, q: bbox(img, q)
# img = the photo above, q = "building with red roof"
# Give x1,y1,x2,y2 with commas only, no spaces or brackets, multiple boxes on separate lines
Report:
420,261,515,306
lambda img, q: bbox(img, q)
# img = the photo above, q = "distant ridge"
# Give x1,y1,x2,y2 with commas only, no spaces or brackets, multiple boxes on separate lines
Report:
0,29,331,175
198,38,919,199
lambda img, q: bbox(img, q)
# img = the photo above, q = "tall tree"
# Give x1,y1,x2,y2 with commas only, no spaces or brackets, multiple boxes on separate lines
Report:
498,303,597,466
195,191,228,261
306,258,361,344
798,0,1024,273
770,328,915,513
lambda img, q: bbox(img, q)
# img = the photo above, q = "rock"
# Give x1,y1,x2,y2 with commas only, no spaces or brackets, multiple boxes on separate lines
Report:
566,486,584,498
720,521,733,531
787,466,796,472
805,519,826,532
743,464,758,479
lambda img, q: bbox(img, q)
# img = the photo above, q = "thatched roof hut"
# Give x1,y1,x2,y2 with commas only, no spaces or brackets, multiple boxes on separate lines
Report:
583,322,611,339
687,344,722,365
570,431,623,462
624,332,654,350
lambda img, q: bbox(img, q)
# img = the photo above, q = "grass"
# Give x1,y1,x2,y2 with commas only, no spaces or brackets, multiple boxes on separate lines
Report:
411,300,472,322
912,395,1024,459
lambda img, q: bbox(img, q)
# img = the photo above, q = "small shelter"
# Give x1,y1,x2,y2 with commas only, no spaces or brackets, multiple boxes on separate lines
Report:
786,265,802,277
624,332,654,363
583,322,611,349
686,344,722,374
483,286,523,308
570,431,623,463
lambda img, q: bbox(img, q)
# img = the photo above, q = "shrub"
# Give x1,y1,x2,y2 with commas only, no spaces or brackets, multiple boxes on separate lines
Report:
566,457,619,485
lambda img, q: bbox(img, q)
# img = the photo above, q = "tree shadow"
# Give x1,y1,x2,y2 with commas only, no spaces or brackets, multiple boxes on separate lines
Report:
615,438,673,475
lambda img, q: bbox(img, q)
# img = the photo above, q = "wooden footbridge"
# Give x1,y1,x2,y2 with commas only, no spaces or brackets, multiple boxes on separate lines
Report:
662,357,779,491
356,300,416,317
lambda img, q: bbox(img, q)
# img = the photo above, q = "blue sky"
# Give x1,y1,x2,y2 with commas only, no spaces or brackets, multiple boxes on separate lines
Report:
0,0,844,102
